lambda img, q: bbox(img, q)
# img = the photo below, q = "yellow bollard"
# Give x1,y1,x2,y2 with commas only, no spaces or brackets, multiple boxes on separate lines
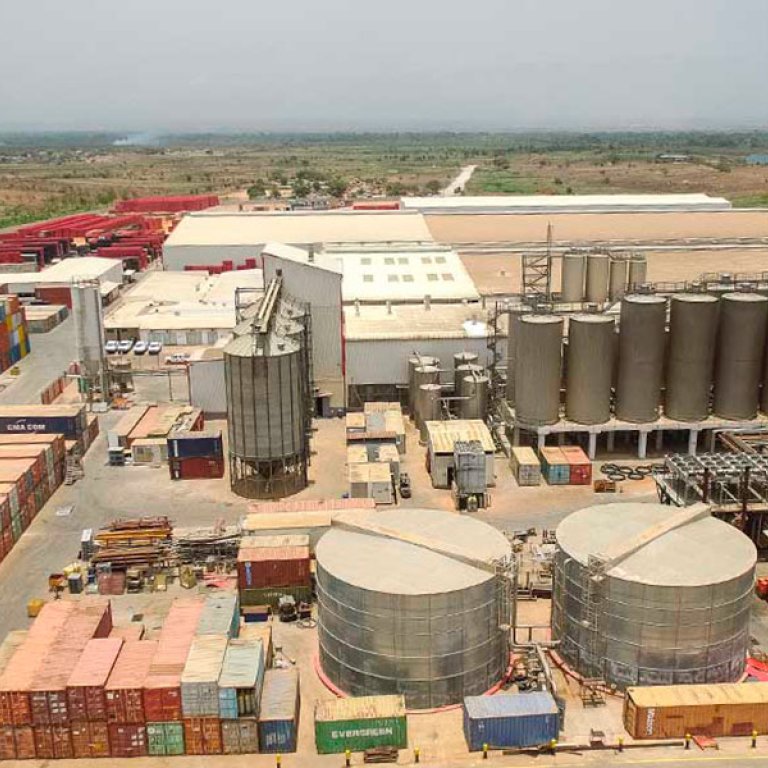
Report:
414,747,420,764
277,755,282,768
617,737,624,753
753,730,758,749
345,748,351,767
550,738,558,755
482,743,488,760
685,733,691,750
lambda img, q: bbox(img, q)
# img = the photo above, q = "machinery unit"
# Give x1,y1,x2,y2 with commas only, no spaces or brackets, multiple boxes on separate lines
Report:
224,278,312,499
514,315,562,426
316,508,512,709
552,503,756,689
452,440,488,511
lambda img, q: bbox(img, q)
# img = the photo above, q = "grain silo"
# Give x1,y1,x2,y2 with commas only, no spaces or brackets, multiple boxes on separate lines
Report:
608,258,628,303
627,255,647,289
615,295,666,423
408,355,439,417
560,252,585,302
514,315,563,426
225,278,312,499
565,315,615,425
713,293,768,420
505,308,530,405
585,253,609,303
316,508,512,709
665,294,719,422
551,503,756,689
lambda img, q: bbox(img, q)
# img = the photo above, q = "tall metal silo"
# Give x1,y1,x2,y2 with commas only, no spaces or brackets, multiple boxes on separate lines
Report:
514,315,563,426
317,508,512,709
565,315,615,425
552,503,756,689
627,255,647,289
225,279,311,499
714,293,768,419
71,279,108,396
408,357,439,417
505,308,529,405
459,374,489,420
417,383,442,441
608,258,628,303
665,294,719,421
585,253,609,304
615,295,666,423
560,252,586,303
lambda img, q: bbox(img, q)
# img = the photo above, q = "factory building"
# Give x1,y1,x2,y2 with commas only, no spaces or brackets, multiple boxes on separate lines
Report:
162,210,434,270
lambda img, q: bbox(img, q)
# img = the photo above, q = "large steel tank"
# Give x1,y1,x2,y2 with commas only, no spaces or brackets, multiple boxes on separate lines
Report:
608,258,628,303
455,362,483,395
714,293,768,420
417,383,442,441
552,503,756,689
408,356,439,418
627,255,647,289
317,508,512,709
505,308,529,405
459,374,489,420
514,315,563,426
615,295,666,423
585,253,610,303
665,294,719,421
560,252,586,303
565,314,615,425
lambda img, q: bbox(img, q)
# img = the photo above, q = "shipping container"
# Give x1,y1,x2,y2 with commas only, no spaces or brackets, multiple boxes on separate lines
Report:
218,638,265,719
109,624,145,642
196,593,240,638
237,536,312,590
147,721,185,755
71,720,111,758
539,447,570,485
560,445,592,485
624,683,768,739
130,438,168,465
66,637,123,722
105,640,158,724
510,446,541,487
315,695,408,754
259,668,300,753
183,716,223,755
239,585,312,609
169,455,225,479
33,724,73,759
109,723,148,757
0,725,15,760
181,635,228,718
463,693,559,751
221,717,260,754
12,725,35,759
240,624,273,668
0,405,86,439
167,430,223,459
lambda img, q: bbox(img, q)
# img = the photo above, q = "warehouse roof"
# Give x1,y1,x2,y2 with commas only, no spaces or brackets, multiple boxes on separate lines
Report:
426,420,495,453
404,193,732,214
0,257,122,285
165,210,434,247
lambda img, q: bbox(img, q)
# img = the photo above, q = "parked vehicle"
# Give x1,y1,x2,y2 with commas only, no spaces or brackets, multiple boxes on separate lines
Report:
117,339,134,354
133,341,148,355
399,472,412,499
105,340,119,354
166,353,190,365
148,341,163,355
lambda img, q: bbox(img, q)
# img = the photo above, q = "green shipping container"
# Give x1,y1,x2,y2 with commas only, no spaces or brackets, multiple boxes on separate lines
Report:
10,515,22,542
146,722,185,756
240,585,312,608
314,695,408,754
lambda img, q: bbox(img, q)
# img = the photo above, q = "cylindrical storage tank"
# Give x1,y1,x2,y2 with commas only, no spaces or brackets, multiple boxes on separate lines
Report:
317,508,511,709
453,351,478,371
551,503,756,689
665,294,719,421
627,255,647,289
408,356,439,418
713,293,768,419
417,383,442,441
560,252,585,303
608,258,628,303
514,315,562,426
615,295,666,423
454,363,483,395
459,375,489,420
565,315,615,425
505,309,529,405
585,253,609,304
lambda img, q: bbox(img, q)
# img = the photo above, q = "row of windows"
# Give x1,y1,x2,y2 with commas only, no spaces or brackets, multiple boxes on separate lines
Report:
361,273,456,283
359,255,448,266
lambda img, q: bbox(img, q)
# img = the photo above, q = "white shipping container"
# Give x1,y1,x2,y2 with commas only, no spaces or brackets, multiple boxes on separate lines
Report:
511,446,541,487
181,634,228,717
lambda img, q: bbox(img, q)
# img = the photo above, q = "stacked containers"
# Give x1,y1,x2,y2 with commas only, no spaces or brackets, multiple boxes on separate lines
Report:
539,448,570,485
146,721,185,756
259,668,300,753
237,536,312,608
510,447,541,487
105,640,158,725
0,631,28,760
560,446,592,485
168,430,225,480
0,296,31,373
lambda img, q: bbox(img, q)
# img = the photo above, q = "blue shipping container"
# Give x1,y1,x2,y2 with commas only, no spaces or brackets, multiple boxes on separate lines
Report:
463,692,559,751
259,668,300,753
0,415,80,438
167,430,223,460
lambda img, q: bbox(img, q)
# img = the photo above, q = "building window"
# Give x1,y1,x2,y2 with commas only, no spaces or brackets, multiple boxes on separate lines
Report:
388,274,400,282
398,257,409,265
363,274,374,282
442,273,455,281
421,257,432,264
384,257,395,265
403,274,414,282
361,257,372,265
435,256,447,264
427,273,438,282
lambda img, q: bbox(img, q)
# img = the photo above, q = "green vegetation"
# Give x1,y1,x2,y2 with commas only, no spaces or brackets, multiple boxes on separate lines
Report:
731,193,768,208
467,168,543,195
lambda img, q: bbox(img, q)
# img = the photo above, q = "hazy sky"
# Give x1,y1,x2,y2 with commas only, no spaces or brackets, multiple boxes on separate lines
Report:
1,0,766,132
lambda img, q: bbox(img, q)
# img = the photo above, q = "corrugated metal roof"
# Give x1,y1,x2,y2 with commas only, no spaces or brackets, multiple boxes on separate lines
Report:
105,640,158,690
348,462,392,483
196,594,238,636
346,413,366,429
315,695,405,722
426,420,495,454
67,638,124,687
218,639,264,689
240,534,310,549
250,498,376,513
239,545,310,562
181,635,228,684
464,692,558,719
347,445,369,464
260,668,299,721
511,447,540,465
628,682,768,708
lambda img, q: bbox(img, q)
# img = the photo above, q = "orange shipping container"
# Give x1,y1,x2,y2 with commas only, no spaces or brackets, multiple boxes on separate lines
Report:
12,725,35,759
67,637,123,722
71,720,111,758
33,724,73,759
105,640,157,724
184,717,223,755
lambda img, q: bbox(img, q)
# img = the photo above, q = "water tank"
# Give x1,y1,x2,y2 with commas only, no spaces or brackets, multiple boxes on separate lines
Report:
628,255,647,289
552,503,756,689
317,508,511,709
565,315,615,425
408,356,439,418
585,253,609,303
665,294,719,421
454,362,483,395
608,259,628,303
714,293,768,420
459,375,489,420
453,351,479,371
615,295,666,423
514,315,562,426
505,308,529,405
417,383,442,441
224,332,309,498
560,253,585,303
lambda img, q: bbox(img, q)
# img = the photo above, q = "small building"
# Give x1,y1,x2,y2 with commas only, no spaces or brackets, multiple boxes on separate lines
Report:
346,445,368,466
377,444,401,483
348,462,393,505
425,420,495,489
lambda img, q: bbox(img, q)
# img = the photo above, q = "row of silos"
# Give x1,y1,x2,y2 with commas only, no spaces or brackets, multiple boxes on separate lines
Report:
510,291,768,427
560,252,647,304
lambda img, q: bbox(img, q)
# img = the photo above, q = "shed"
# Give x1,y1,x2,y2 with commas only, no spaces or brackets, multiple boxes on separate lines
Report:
425,420,495,489
348,462,393,505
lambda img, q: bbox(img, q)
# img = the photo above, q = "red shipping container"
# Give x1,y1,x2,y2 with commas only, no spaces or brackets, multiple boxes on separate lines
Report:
560,445,592,485
169,455,225,480
237,544,311,589
33,724,72,759
0,726,15,760
13,726,35,759
142,679,182,722
71,720,111,759
108,723,147,758
67,637,123,722
105,640,157,724
184,717,223,755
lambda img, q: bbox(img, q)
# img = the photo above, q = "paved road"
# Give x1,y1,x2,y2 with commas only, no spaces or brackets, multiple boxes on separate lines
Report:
441,164,477,195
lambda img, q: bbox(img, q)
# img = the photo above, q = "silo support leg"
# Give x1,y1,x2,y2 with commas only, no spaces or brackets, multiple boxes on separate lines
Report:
638,432,648,460
606,432,615,452
655,429,664,451
512,427,520,446
588,433,597,460
688,429,699,456
537,433,546,452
